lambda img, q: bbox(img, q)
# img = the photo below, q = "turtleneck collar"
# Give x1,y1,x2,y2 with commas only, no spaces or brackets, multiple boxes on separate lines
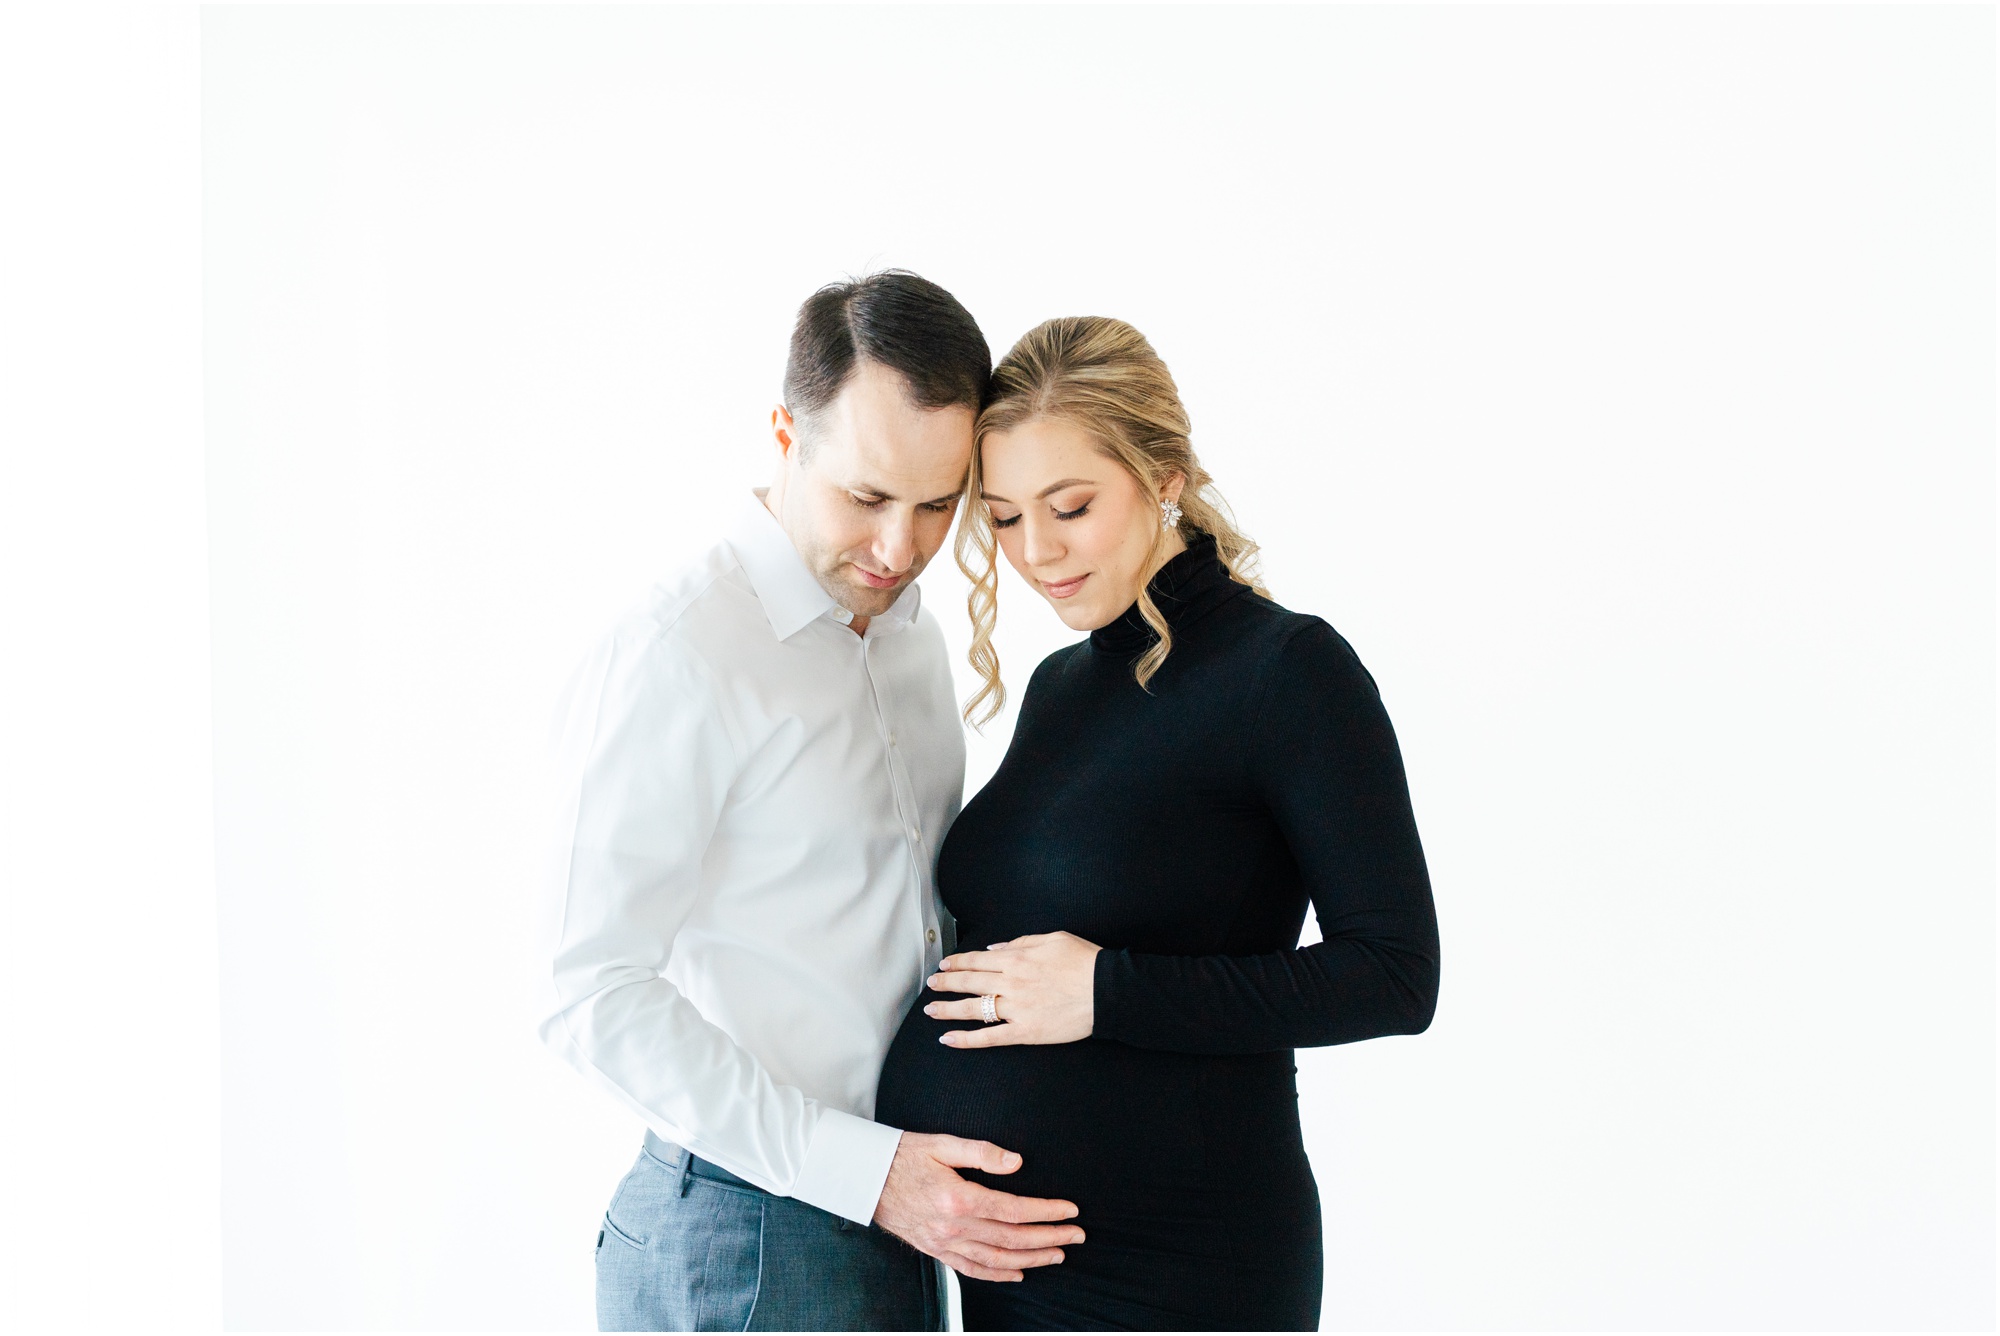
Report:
1089,531,1247,658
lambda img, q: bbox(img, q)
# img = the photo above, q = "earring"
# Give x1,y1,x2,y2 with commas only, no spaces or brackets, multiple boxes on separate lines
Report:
1160,496,1183,530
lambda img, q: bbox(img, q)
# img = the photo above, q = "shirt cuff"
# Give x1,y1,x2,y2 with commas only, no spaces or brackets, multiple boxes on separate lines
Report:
788,1106,903,1225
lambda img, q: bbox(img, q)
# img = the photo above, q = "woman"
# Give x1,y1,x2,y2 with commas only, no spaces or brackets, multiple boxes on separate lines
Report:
873,317,1441,1331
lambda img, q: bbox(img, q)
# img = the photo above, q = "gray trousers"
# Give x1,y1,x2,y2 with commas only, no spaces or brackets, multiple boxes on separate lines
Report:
595,1131,945,1332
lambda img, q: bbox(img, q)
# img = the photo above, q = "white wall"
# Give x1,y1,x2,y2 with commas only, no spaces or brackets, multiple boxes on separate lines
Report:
200,6,1992,1330
2,6,216,1334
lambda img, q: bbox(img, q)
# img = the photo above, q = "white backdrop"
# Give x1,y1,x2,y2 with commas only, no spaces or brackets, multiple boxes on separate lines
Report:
193,5,1995,1331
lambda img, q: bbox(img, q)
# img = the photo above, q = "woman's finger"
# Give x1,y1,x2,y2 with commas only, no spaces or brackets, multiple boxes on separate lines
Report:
941,1022,1024,1049
927,967,1007,995
937,951,992,971
922,996,995,1022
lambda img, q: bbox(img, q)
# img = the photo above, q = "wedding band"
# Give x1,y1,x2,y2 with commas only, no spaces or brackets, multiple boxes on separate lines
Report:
979,994,1000,1025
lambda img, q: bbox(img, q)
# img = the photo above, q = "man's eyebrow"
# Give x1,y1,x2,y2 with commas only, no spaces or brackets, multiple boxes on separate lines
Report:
846,483,964,507
981,477,1097,504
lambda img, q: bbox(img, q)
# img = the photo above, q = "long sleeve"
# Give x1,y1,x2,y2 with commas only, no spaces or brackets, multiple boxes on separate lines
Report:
538,625,901,1225
1092,620,1440,1053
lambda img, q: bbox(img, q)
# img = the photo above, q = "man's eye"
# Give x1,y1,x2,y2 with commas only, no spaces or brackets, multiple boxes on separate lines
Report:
1055,503,1090,521
921,500,955,514
850,494,886,509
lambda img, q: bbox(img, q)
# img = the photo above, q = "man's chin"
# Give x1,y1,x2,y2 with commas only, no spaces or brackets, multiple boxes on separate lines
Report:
846,589,902,619
822,573,905,620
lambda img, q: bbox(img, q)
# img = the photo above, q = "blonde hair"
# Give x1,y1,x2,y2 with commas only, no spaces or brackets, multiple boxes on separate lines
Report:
958,316,1268,725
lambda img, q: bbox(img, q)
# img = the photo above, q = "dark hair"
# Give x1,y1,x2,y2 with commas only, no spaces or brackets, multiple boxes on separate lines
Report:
782,270,991,455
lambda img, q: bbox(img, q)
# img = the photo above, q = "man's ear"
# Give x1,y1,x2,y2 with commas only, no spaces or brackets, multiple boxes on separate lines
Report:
771,405,799,459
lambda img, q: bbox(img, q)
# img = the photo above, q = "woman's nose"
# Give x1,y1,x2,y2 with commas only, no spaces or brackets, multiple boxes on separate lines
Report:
1021,519,1063,568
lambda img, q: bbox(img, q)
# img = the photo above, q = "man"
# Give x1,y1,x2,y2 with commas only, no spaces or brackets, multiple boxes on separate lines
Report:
540,271,1083,1331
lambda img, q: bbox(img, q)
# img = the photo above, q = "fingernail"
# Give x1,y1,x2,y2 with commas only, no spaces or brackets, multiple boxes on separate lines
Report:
938,1034,956,1045
923,1004,937,1016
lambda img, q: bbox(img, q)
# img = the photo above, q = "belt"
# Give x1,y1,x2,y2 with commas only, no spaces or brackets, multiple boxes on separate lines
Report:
642,1128,767,1195
641,1128,870,1231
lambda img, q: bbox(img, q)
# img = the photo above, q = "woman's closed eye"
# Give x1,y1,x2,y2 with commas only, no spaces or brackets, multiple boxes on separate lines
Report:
991,502,1089,529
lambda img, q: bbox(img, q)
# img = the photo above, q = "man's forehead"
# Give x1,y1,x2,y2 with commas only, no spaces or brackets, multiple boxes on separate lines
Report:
817,409,971,495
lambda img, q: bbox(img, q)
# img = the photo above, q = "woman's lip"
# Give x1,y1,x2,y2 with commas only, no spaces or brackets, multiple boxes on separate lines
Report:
855,567,902,590
1041,574,1088,599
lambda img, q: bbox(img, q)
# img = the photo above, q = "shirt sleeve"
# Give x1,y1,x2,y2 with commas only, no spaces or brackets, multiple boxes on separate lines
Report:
538,625,902,1225
1092,619,1441,1053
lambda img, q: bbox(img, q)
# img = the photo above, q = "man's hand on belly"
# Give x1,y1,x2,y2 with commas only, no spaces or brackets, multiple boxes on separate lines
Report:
872,1132,1085,1282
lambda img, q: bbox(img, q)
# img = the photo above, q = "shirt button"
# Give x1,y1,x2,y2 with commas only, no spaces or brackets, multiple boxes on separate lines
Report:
907,827,920,841
887,731,897,746
926,928,937,943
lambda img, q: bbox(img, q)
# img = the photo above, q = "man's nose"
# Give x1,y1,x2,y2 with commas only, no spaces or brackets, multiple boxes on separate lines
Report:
874,511,916,574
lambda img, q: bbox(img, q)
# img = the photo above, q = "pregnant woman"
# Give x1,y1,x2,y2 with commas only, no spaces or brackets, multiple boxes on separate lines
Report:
873,316,1441,1331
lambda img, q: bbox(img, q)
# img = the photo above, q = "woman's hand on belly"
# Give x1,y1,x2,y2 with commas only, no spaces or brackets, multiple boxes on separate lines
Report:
925,932,1102,1047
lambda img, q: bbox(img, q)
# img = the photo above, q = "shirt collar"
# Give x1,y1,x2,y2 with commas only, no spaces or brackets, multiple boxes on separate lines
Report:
726,490,922,642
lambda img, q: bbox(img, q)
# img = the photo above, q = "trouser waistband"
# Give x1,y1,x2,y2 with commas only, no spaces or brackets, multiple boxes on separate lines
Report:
642,1128,766,1194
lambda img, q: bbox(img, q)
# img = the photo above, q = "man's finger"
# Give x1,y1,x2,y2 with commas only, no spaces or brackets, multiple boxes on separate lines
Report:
959,1220,1087,1250
940,1252,1023,1283
960,1181,1081,1223
924,1135,1024,1175
953,1238,1066,1271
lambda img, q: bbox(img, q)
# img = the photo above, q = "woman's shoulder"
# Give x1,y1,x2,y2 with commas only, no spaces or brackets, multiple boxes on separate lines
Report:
1231,591,1382,702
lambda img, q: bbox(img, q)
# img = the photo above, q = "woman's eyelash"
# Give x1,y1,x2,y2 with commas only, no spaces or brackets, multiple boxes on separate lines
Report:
991,502,1089,529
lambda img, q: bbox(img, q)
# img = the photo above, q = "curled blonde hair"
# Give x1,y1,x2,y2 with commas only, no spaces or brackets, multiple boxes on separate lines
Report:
958,316,1268,725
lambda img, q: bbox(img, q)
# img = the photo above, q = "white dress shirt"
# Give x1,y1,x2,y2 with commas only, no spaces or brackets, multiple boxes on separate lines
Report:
541,491,964,1225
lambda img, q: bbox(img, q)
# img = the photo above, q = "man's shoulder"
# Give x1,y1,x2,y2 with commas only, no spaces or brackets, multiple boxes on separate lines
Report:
601,538,764,672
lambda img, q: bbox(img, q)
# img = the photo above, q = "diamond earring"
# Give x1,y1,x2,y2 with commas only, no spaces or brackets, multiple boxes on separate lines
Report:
1160,496,1183,531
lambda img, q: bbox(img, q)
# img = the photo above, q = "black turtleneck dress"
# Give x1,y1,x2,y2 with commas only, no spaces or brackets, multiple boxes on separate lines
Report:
874,534,1440,1332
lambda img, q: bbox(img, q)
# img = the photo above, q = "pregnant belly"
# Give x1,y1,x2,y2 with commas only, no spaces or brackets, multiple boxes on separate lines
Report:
875,988,1306,1226
877,989,1201,1201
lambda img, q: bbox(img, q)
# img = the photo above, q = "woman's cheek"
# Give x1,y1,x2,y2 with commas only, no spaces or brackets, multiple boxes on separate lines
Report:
994,527,1028,577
